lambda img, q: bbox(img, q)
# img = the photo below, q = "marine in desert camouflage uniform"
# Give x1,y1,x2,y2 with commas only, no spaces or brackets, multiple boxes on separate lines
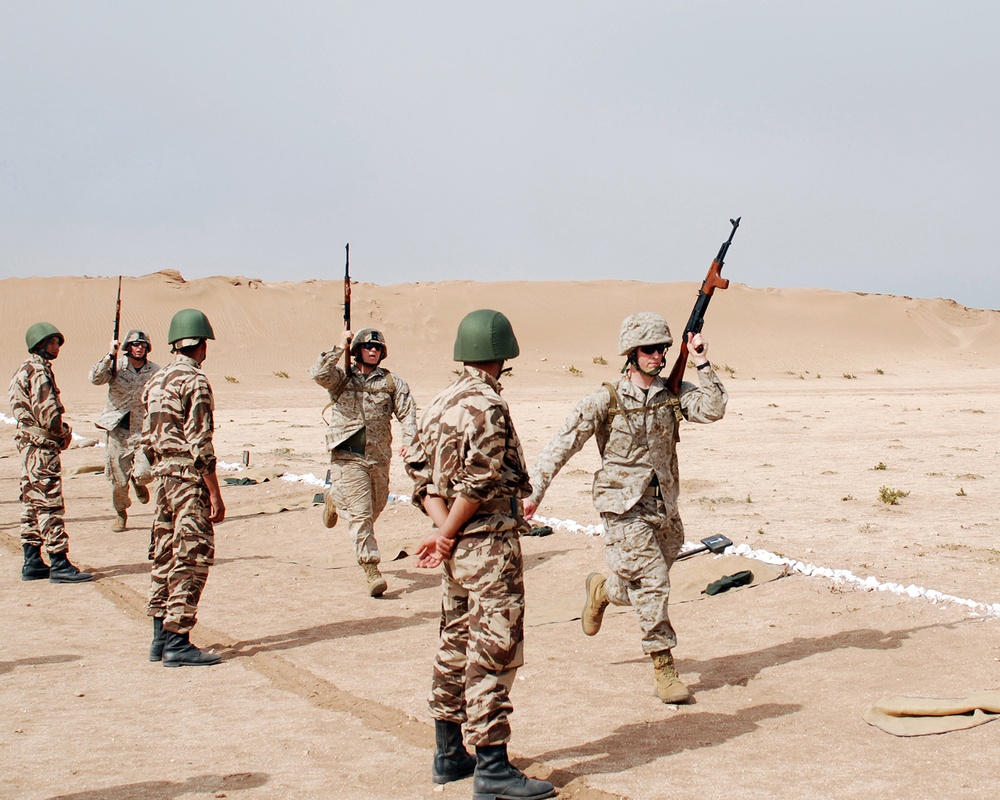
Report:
311,327,416,597
89,328,160,531
9,322,93,583
139,308,224,668
407,309,554,800
525,311,727,704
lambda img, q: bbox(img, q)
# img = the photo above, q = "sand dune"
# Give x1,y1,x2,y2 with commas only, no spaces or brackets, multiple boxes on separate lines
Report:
3,272,998,406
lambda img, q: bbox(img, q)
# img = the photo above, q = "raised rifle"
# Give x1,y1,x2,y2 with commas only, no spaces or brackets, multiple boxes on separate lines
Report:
343,243,352,371
666,218,740,396
110,275,122,378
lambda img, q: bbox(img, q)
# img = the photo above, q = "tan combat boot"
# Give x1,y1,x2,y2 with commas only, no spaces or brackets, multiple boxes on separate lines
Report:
651,650,690,704
362,563,387,597
111,511,127,532
322,491,338,528
581,572,610,635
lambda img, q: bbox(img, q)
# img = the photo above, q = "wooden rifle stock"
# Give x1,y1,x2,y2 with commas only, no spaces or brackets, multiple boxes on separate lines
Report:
666,218,739,395
110,276,122,379
343,243,352,371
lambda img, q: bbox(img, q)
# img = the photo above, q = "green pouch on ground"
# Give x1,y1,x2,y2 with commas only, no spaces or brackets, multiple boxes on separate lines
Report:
703,570,754,596
526,526,553,537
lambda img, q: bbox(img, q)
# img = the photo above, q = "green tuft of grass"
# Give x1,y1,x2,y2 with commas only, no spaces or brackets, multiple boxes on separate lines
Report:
872,462,887,471
592,356,607,365
225,375,239,383
879,486,910,505
273,370,289,379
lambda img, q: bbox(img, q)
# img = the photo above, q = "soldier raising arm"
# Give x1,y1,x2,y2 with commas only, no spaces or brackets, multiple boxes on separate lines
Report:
311,326,417,597
525,312,727,705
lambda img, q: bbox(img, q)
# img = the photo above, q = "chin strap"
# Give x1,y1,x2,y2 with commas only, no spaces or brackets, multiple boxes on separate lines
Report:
623,354,665,377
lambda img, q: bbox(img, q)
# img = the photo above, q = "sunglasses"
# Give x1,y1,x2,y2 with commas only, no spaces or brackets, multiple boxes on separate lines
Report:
361,342,383,350
638,344,667,355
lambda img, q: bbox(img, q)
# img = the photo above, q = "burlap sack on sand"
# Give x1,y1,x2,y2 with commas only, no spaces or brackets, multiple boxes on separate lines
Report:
864,690,1000,736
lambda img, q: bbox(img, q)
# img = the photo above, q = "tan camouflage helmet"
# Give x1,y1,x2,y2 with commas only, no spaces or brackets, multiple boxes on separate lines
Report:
350,328,387,361
123,329,151,352
618,312,673,356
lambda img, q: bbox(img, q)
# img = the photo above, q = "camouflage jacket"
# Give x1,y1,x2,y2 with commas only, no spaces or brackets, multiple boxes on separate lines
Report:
8,354,70,449
406,366,531,536
310,346,417,466
140,355,216,482
89,355,160,433
529,367,727,515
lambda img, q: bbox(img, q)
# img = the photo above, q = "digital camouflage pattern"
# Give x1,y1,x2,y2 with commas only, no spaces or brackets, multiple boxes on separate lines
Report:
141,355,217,633
328,452,389,564
529,370,727,515
311,345,417,564
90,354,159,512
618,311,673,355
310,344,417,465
9,354,71,552
529,367,727,653
603,498,685,653
407,366,531,745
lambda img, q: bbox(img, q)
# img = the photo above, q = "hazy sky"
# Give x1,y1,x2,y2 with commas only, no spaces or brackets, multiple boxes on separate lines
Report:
3,2,998,308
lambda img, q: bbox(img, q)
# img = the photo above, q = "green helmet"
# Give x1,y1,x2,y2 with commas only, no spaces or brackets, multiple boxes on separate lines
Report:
25,322,64,353
453,309,519,362
618,312,672,356
167,308,215,350
350,328,387,361
123,329,151,352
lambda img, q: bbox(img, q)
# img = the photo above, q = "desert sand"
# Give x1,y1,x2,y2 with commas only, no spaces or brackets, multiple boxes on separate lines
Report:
2,272,999,800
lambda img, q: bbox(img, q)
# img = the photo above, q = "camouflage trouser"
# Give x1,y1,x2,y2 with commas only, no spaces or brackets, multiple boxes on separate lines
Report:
106,426,139,513
602,495,685,654
147,476,215,634
328,451,389,565
18,443,69,554
430,530,525,747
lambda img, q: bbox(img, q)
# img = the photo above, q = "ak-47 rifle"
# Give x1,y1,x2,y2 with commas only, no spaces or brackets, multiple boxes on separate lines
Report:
666,218,740,396
343,243,352,371
110,276,122,378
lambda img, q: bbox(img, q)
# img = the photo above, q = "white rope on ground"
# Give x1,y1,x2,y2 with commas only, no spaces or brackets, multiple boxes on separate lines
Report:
532,513,1000,619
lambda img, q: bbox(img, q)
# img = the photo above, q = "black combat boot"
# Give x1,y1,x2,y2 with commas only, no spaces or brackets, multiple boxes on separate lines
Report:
472,744,555,800
432,719,476,785
48,551,94,583
149,617,166,662
21,544,49,581
161,630,222,668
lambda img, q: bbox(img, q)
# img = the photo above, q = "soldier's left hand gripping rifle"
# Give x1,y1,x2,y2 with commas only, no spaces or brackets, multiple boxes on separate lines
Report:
342,243,352,371
110,275,122,379
666,217,740,396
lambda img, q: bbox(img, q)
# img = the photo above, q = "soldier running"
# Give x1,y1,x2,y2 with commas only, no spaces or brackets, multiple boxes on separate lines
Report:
140,309,224,667
89,329,160,531
407,309,555,800
525,312,727,704
9,322,93,583
311,327,417,597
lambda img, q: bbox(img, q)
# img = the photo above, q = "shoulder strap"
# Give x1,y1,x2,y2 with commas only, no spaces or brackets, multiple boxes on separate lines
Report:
602,382,620,419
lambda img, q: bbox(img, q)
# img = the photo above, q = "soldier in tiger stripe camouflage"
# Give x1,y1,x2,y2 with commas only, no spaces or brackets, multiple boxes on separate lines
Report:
140,308,224,668
9,322,93,583
406,309,554,800
311,326,416,597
